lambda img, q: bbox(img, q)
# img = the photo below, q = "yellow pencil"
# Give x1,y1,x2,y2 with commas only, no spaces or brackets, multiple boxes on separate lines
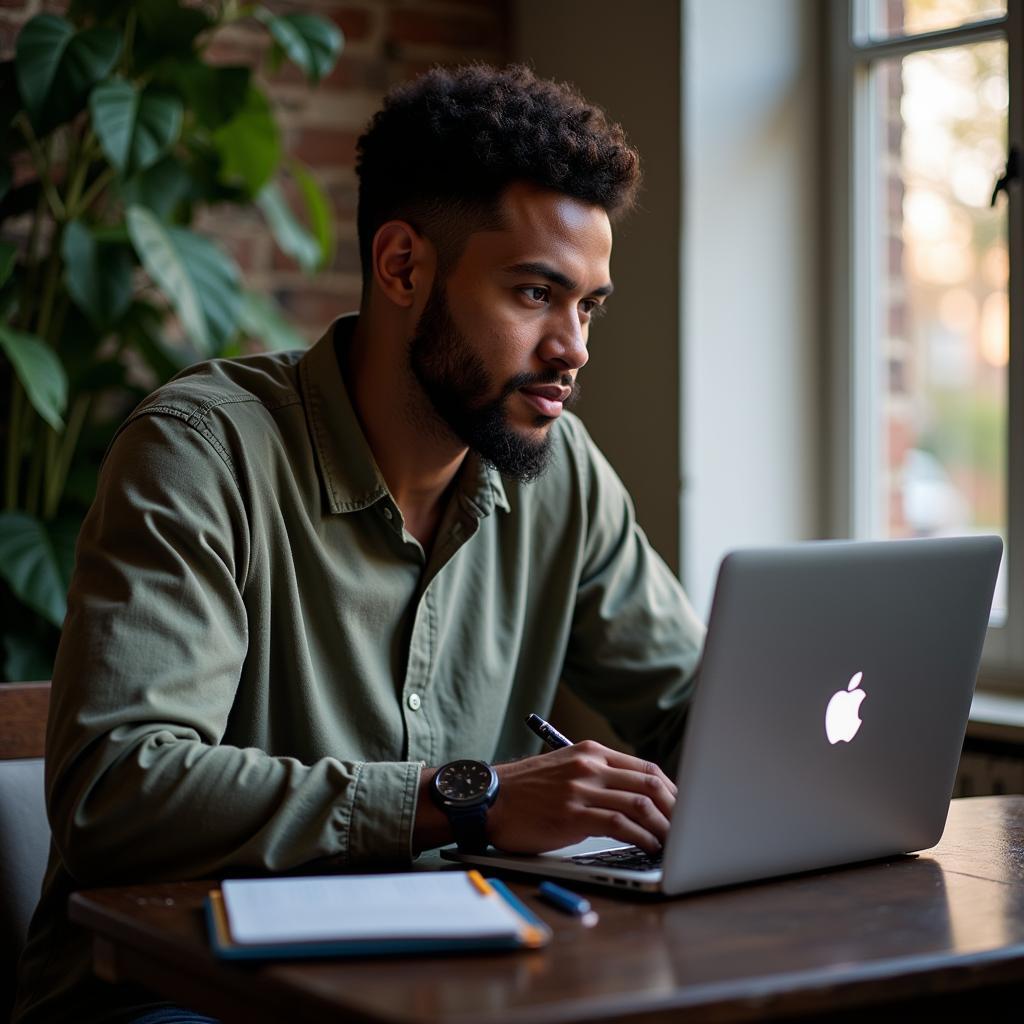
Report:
467,869,494,896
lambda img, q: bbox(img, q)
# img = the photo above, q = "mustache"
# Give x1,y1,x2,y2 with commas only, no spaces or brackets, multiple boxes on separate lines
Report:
500,371,581,408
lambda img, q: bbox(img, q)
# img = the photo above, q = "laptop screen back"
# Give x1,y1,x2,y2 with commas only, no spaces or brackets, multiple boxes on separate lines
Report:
662,536,1002,896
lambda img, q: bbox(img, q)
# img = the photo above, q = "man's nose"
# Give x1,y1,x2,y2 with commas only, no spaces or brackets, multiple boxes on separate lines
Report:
539,309,589,372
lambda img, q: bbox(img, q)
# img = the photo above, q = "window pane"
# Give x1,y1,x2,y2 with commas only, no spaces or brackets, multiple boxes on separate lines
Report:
866,0,1006,40
872,40,1008,622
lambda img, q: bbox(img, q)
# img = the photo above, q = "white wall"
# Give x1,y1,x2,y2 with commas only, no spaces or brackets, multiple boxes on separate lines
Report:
682,0,825,618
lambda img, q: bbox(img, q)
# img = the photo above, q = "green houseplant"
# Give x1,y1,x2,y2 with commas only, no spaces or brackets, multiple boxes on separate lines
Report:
0,0,342,681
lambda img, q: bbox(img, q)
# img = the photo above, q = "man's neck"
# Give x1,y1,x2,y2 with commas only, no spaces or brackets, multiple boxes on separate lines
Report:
342,317,467,549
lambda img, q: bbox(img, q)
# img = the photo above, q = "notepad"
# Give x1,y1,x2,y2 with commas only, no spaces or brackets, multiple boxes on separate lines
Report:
207,870,550,959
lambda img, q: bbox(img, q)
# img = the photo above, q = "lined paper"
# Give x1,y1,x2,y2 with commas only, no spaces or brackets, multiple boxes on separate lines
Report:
221,872,524,945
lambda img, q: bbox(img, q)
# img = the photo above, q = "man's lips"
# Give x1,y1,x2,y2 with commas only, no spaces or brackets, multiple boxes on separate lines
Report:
519,384,571,418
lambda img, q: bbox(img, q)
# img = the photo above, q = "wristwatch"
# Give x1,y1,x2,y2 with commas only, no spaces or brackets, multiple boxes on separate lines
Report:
429,759,500,854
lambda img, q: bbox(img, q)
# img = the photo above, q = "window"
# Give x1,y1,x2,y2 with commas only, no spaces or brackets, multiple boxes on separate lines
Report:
829,0,1022,684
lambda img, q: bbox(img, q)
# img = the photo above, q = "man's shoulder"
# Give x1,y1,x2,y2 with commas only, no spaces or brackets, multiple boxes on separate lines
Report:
110,348,310,486
132,348,305,427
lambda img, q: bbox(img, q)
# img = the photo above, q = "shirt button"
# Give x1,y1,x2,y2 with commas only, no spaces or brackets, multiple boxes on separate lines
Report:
407,693,421,711
383,507,393,520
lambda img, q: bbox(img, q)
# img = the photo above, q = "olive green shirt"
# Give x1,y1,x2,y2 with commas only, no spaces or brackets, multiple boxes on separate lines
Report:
15,314,705,1024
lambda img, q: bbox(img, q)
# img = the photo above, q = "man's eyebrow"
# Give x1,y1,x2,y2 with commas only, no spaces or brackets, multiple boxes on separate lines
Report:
503,262,614,298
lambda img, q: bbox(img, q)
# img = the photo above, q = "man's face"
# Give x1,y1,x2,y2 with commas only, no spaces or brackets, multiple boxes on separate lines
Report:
409,182,613,482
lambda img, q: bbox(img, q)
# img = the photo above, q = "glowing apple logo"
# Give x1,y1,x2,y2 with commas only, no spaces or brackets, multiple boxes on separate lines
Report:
825,671,867,745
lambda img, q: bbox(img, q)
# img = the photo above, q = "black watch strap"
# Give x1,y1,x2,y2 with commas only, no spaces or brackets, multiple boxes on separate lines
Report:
449,805,490,854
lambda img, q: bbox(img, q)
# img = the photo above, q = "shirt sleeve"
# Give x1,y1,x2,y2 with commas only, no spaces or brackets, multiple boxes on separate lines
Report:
559,419,706,773
45,411,422,886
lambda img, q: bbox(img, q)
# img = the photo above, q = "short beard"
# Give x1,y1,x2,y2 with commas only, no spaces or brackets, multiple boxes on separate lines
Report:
408,282,579,483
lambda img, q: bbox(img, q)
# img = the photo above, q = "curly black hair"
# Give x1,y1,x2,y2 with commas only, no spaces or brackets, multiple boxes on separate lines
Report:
355,63,641,288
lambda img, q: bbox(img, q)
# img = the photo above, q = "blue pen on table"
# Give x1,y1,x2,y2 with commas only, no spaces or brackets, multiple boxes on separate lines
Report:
538,881,599,927
525,713,573,750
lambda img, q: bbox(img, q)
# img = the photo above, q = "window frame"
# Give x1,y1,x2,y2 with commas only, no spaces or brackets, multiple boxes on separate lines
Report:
828,0,1024,689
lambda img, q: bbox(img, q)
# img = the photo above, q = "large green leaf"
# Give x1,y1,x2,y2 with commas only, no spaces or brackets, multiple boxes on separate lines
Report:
119,154,193,219
14,15,73,124
212,87,280,196
126,205,241,355
238,292,308,352
90,79,183,177
163,60,250,131
120,298,200,381
134,0,213,66
0,325,67,430
61,220,134,331
15,16,121,133
0,513,78,629
180,137,249,206
257,181,320,272
290,159,335,271
255,10,342,85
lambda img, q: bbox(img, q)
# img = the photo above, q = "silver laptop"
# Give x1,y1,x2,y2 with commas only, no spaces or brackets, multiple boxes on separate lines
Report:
444,536,1002,895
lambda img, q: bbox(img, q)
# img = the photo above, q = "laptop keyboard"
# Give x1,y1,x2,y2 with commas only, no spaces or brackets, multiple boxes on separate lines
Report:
568,846,663,872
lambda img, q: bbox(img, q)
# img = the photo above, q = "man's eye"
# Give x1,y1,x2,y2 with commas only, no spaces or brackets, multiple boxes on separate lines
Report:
522,286,548,303
581,300,607,317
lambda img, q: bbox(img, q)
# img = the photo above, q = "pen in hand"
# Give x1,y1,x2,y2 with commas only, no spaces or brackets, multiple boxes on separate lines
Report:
525,713,573,750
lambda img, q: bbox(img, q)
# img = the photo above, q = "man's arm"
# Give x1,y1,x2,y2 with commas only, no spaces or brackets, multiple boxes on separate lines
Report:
560,417,706,773
46,413,421,885
414,743,678,856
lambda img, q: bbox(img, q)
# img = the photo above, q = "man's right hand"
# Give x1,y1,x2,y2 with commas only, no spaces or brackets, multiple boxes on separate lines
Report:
486,740,677,855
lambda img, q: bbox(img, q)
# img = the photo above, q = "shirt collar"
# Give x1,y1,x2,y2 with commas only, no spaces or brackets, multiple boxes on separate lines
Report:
298,314,510,518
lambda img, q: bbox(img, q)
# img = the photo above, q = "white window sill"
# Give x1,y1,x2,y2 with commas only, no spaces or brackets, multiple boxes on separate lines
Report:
968,689,1024,744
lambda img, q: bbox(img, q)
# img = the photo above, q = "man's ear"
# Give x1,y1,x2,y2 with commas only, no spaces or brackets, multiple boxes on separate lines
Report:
371,220,435,309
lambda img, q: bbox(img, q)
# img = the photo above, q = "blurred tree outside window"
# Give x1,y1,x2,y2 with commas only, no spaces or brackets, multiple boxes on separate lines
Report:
876,33,1008,609
838,0,1021,676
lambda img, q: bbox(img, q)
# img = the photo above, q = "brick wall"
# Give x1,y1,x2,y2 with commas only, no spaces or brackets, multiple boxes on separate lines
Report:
0,0,511,343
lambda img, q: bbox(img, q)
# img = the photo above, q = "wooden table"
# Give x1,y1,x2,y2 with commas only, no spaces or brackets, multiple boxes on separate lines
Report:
70,796,1024,1024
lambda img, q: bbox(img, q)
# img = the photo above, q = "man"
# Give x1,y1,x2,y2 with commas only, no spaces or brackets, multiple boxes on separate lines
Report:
14,64,704,1024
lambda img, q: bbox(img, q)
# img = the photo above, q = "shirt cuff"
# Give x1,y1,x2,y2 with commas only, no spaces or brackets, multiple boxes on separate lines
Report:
348,760,423,867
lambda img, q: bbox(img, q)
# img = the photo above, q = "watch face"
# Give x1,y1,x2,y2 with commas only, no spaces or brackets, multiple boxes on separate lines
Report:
436,760,493,802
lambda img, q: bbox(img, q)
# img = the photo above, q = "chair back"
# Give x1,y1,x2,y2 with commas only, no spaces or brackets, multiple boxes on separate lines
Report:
0,682,51,1022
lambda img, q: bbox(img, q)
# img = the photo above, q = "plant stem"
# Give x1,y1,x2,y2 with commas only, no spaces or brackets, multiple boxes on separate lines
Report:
24,421,43,518
75,167,115,216
43,395,89,521
49,295,69,354
43,425,59,511
34,225,65,343
65,140,91,218
122,8,137,76
15,113,65,221
5,379,24,511
17,187,48,332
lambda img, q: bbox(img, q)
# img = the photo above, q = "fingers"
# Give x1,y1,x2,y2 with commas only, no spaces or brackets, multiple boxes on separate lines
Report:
490,742,678,856
581,806,664,856
565,741,677,817
574,783,671,847
597,745,678,798
597,766,675,821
